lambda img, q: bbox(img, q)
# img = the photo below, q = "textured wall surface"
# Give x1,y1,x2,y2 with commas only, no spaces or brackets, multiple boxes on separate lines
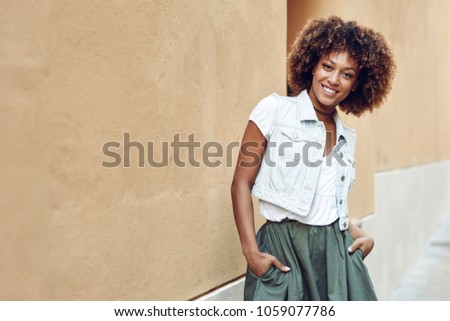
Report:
0,0,286,299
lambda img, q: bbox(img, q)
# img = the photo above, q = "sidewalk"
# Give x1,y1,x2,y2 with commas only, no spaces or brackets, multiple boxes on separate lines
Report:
390,209,450,300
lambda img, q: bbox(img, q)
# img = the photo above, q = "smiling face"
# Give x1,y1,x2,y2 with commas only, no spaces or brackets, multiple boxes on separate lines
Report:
308,50,360,113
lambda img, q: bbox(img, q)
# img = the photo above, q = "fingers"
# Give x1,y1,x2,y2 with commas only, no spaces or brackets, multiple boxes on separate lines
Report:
248,252,290,277
266,253,291,272
348,236,374,258
273,259,291,272
348,239,363,254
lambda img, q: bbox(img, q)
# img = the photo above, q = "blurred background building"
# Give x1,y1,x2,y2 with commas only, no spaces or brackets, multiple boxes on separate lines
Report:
1,0,449,300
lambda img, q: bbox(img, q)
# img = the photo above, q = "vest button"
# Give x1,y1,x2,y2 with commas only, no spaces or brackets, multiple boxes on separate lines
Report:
339,199,343,204
341,175,345,181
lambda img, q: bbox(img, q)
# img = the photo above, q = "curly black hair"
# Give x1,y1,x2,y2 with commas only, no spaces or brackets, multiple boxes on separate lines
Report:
287,16,396,116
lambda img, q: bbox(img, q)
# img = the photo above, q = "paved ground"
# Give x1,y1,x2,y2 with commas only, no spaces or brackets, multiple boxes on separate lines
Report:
390,209,450,300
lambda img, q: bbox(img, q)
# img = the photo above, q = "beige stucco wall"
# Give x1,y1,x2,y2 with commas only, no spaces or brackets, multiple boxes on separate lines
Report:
0,0,286,300
288,0,450,219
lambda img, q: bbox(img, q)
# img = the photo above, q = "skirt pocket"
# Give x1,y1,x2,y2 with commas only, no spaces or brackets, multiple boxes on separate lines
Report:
247,264,277,281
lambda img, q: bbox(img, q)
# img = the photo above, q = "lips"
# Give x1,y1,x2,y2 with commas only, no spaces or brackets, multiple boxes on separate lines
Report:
322,85,338,94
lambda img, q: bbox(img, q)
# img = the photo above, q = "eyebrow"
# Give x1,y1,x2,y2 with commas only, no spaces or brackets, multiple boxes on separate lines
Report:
324,58,357,72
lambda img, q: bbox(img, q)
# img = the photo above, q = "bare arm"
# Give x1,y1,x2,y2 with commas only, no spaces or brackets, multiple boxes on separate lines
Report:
348,221,375,258
230,121,290,276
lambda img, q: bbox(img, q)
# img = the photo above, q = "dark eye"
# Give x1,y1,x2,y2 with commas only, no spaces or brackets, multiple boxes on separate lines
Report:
322,63,332,71
343,72,353,79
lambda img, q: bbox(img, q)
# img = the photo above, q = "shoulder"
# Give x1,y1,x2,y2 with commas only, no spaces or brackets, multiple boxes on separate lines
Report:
342,125,357,151
250,92,301,118
250,94,277,115
256,93,298,104
254,92,286,107
343,125,356,137
336,110,357,141
271,93,299,107
250,92,292,116
250,93,298,137
250,93,298,120
259,93,299,117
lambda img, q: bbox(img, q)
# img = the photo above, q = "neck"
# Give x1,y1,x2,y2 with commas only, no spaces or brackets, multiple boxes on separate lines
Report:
314,106,335,116
307,89,337,120
314,106,335,123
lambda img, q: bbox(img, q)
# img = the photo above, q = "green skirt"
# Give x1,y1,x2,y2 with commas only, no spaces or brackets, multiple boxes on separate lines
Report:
244,219,377,301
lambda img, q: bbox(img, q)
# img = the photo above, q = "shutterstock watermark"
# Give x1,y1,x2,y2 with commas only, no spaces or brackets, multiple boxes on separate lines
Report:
100,132,346,168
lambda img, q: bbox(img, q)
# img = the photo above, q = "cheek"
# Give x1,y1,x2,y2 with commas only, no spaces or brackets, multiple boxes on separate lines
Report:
312,70,327,83
342,80,357,93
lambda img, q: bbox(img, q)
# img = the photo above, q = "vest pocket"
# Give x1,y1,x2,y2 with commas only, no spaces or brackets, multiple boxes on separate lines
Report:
279,127,314,163
258,126,318,195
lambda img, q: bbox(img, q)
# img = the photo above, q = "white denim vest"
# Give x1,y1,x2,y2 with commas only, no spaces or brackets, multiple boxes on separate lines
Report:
251,90,357,231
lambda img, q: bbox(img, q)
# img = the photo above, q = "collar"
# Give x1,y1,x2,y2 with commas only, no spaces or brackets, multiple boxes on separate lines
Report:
297,90,318,122
297,89,349,142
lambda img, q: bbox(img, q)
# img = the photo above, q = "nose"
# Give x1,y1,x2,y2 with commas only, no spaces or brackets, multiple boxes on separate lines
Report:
328,72,339,86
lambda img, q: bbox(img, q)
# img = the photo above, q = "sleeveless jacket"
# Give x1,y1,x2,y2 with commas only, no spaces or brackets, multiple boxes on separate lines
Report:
251,90,357,231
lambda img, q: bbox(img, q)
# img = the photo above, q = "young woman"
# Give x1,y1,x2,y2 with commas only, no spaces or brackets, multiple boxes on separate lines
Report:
231,16,395,301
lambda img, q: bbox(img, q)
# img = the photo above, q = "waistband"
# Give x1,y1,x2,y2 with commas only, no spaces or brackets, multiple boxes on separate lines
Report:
266,217,299,224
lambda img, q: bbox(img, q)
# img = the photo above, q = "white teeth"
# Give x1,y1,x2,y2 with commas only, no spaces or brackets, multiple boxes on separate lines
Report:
323,86,337,93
